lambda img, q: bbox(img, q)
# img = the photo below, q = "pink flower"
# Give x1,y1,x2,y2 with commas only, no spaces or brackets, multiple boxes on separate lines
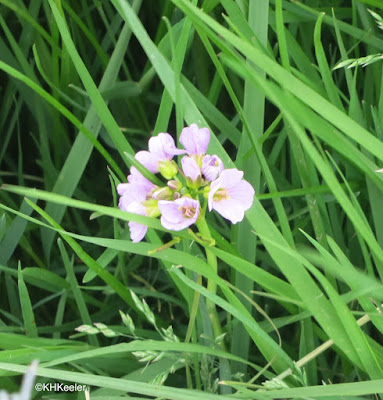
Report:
117,167,155,197
181,156,201,182
128,167,155,189
135,133,184,174
117,173,159,242
125,202,148,243
208,169,254,224
179,124,210,156
118,182,147,210
158,197,200,231
202,155,224,181
118,185,149,243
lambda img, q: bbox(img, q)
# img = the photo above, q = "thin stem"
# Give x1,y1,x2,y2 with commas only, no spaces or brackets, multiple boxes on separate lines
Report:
185,274,202,343
184,273,202,390
196,216,225,350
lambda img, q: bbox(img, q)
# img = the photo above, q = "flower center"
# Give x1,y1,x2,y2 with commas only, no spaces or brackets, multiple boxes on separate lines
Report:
208,157,219,167
192,154,204,167
213,188,229,202
178,206,196,218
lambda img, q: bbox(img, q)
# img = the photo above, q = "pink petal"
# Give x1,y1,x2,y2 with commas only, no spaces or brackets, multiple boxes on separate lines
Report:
181,156,201,182
125,201,148,242
118,191,139,211
128,167,155,192
208,177,221,211
160,216,191,231
228,180,255,211
135,151,161,173
148,133,185,158
212,198,245,224
179,124,210,155
219,169,244,189
117,183,130,196
159,197,200,231
117,184,148,211
118,195,130,212
126,200,146,215
129,222,148,243
158,200,183,224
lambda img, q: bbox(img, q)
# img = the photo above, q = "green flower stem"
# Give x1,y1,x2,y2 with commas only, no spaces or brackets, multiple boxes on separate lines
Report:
147,236,181,255
184,273,202,389
185,273,202,344
196,216,225,350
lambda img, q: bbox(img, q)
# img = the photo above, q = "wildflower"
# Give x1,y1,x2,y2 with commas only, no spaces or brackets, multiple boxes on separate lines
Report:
208,169,254,224
201,154,224,181
179,123,210,159
118,184,159,243
159,197,200,231
135,133,184,178
118,183,147,210
131,209,158,242
128,166,155,188
117,166,155,197
116,124,255,242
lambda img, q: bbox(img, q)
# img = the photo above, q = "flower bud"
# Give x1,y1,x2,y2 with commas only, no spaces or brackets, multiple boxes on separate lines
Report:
202,155,224,181
152,187,173,200
158,160,178,180
167,179,182,191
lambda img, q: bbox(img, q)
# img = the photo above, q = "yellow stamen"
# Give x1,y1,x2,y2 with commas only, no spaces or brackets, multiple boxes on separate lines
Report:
213,188,229,202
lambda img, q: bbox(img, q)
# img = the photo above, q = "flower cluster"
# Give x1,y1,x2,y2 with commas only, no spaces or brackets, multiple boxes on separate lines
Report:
117,124,254,242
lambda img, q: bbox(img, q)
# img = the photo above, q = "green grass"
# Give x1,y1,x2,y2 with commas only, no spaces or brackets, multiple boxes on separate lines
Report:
1,0,383,398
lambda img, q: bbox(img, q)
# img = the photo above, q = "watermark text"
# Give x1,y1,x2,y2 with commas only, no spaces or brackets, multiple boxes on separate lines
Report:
35,382,87,392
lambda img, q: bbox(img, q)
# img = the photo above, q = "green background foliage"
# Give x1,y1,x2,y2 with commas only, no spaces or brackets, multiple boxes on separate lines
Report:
1,0,383,398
